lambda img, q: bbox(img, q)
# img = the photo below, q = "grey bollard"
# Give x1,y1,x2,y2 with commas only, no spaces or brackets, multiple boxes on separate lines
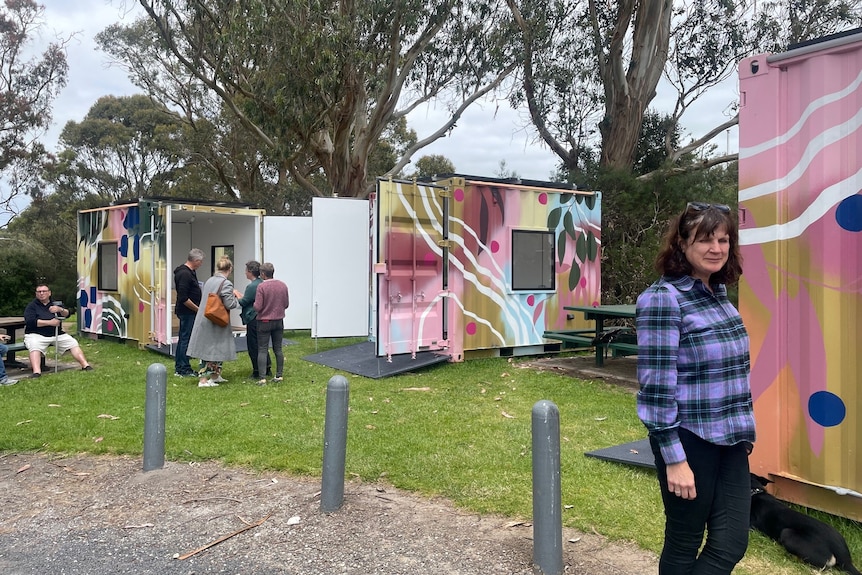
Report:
143,363,168,472
532,400,563,575
321,375,349,512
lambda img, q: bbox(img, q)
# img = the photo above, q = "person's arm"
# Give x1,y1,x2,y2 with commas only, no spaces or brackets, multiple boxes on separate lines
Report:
253,283,265,313
283,284,289,310
221,280,239,310
175,268,199,312
237,282,257,307
635,287,685,465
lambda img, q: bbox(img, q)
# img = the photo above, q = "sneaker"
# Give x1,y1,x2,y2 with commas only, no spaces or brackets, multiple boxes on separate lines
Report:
212,375,228,383
272,376,283,383
174,372,196,378
82,365,93,371
0,378,17,386
198,380,219,388
29,373,41,379
256,378,267,386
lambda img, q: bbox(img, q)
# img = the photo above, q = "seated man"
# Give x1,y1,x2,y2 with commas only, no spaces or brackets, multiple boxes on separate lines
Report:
23,284,92,377
0,334,19,386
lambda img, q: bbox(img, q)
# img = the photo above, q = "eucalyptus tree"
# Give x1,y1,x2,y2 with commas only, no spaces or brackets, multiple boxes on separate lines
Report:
0,0,68,220
99,0,518,200
505,0,860,179
54,95,191,202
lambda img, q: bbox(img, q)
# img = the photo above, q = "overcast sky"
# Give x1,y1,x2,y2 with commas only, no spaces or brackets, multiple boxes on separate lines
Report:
39,0,738,184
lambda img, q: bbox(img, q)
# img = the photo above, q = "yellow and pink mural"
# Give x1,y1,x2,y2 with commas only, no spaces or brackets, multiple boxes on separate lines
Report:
738,30,862,519
373,176,601,362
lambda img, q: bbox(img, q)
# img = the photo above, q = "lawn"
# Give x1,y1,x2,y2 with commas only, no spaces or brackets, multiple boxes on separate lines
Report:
0,331,859,575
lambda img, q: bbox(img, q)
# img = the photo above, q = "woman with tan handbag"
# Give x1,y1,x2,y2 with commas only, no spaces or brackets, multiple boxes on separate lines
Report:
187,256,239,388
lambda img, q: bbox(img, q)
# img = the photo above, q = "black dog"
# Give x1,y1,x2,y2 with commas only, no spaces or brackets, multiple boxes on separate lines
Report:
750,473,861,574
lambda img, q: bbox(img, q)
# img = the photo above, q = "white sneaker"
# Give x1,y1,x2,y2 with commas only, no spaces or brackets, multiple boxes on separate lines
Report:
198,379,219,388
0,378,17,386
212,375,228,383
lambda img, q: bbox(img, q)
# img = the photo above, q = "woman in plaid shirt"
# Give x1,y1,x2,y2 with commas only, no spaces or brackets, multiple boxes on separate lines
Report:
636,202,755,575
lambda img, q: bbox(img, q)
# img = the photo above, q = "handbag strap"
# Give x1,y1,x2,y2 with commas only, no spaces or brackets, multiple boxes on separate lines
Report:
215,277,227,300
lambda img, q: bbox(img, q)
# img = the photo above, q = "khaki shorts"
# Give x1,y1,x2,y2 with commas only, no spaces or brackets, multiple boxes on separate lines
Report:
24,333,81,356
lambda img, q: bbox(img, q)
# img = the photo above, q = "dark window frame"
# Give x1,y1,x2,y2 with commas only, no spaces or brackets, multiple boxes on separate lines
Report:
98,242,119,292
511,229,555,291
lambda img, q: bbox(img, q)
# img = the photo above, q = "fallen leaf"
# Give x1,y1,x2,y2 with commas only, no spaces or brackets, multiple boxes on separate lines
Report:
240,402,249,407
564,504,574,509
505,520,525,528
123,523,154,529
97,414,119,420
371,410,379,414
629,449,639,455
400,387,431,391
594,416,607,421
569,537,582,543
16,464,31,474
365,424,376,430
501,411,515,419
500,372,509,377
287,516,301,525
94,436,104,442
48,404,61,408
16,420,32,425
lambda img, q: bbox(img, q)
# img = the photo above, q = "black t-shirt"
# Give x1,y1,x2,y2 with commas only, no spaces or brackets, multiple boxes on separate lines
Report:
24,299,66,337
174,264,201,316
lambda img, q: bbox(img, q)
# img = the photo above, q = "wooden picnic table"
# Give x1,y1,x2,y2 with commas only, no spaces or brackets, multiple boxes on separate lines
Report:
0,316,28,368
563,304,637,367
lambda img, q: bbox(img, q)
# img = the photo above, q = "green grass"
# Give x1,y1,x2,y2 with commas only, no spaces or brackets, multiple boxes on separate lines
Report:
1,331,860,575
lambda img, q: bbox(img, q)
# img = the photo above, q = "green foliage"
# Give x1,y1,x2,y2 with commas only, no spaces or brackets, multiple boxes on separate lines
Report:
0,332,857,575
410,154,456,179
0,235,48,315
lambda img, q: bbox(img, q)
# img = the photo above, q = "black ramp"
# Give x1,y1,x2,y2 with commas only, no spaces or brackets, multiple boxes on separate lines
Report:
585,438,655,469
302,341,451,379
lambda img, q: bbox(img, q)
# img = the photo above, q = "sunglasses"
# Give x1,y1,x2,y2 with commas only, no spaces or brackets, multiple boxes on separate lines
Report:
686,201,731,213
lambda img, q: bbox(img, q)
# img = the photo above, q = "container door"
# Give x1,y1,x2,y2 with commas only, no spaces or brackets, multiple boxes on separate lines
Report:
375,180,448,358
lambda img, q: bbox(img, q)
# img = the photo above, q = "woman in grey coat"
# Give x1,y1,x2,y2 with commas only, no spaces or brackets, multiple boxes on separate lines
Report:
187,256,239,387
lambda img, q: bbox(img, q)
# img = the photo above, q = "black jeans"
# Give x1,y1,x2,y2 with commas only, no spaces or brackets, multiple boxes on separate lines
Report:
246,318,271,377
649,428,750,575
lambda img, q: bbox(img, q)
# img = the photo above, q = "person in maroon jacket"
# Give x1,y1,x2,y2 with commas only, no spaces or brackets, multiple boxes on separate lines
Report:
253,262,289,384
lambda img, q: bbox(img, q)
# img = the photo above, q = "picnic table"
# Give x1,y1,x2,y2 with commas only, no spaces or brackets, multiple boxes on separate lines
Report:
0,316,28,368
544,304,637,367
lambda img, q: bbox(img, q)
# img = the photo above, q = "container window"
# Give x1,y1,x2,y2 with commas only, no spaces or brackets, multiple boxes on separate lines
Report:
98,242,119,292
512,230,555,291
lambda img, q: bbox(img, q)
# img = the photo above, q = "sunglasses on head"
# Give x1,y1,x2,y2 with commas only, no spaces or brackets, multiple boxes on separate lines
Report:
686,201,731,213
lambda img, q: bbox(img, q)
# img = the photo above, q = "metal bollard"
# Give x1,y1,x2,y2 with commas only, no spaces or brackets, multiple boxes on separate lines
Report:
532,400,563,575
321,375,349,512
143,363,168,472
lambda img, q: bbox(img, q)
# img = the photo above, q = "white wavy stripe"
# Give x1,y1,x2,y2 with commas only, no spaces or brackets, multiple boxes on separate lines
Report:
739,165,862,245
448,292,507,345
739,106,862,201
739,67,862,159
401,183,531,340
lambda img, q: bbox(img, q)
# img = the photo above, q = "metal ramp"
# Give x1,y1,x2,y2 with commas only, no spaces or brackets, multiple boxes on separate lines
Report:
302,341,451,379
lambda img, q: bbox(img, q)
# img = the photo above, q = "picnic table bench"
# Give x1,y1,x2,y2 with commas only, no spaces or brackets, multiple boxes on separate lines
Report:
544,304,638,366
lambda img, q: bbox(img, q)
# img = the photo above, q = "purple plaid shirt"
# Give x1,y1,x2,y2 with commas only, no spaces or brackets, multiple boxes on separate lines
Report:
636,275,756,465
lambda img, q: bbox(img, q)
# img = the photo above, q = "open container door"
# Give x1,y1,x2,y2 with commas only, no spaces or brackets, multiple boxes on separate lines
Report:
310,197,370,338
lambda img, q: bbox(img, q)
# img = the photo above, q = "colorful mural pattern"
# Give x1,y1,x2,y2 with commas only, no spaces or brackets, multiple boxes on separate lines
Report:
738,47,862,494
77,204,163,344
375,179,601,359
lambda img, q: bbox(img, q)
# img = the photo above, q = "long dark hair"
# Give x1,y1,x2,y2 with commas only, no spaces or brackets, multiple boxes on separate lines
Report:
655,204,743,285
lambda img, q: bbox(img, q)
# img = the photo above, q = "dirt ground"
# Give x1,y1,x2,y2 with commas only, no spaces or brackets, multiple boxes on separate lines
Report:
0,355,655,575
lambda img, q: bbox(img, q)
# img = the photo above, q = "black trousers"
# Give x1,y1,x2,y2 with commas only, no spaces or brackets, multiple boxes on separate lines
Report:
247,318,271,377
649,428,751,575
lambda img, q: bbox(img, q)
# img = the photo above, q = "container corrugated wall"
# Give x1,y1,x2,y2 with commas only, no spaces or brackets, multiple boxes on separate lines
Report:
738,31,862,519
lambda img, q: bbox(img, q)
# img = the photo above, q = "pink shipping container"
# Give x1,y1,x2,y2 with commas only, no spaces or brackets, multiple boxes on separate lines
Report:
738,29,862,520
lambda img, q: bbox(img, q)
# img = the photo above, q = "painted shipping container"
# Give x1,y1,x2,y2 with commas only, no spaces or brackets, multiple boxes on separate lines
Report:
372,176,601,362
738,29,862,520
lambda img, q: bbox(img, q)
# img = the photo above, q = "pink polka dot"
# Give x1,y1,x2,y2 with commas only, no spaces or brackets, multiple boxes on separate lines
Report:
591,301,600,307
538,193,548,205
527,295,535,306
466,322,477,335
454,188,465,202
424,252,436,263
123,263,128,274
139,301,145,313
490,240,499,253
107,319,115,332
580,277,587,288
